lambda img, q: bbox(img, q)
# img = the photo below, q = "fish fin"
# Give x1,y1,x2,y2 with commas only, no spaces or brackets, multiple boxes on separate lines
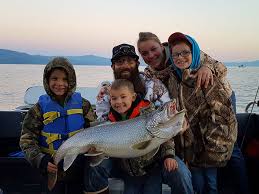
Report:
47,171,57,191
63,153,78,171
84,151,104,157
132,140,152,150
89,154,108,167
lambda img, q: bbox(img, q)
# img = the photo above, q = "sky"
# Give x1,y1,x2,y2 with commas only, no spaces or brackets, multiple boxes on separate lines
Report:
0,0,259,62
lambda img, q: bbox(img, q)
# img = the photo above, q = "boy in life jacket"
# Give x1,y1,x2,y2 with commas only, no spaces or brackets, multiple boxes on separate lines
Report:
19,57,97,194
88,79,176,194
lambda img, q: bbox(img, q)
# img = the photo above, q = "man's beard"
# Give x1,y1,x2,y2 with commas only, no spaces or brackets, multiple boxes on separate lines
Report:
113,67,146,97
113,66,139,81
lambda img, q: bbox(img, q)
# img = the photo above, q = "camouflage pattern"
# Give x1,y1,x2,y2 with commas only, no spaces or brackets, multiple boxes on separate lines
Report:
143,48,233,162
168,69,237,167
19,57,96,169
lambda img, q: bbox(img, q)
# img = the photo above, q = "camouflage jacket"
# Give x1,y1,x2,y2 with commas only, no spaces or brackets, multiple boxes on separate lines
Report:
144,48,233,161
168,69,237,167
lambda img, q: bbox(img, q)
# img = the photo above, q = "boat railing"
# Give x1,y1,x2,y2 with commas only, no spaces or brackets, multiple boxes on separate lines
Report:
245,100,259,113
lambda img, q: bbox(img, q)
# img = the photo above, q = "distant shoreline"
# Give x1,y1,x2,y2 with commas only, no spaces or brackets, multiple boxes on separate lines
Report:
0,49,259,67
0,64,259,67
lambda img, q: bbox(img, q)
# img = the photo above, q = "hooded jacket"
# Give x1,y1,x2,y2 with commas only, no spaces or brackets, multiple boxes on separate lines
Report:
20,57,96,171
167,34,237,167
143,42,233,162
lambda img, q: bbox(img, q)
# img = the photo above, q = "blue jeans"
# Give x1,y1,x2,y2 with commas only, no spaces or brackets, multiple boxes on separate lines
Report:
162,156,194,194
191,167,217,194
85,158,161,194
83,159,110,193
123,167,162,194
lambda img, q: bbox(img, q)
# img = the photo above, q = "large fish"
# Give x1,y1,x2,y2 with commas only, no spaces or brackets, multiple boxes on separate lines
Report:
48,100,185,190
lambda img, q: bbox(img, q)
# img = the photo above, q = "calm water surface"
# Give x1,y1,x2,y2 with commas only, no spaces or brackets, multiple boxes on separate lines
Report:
0,64,258,113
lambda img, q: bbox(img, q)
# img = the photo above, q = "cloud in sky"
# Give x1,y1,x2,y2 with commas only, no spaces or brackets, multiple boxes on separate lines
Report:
0,0,259,61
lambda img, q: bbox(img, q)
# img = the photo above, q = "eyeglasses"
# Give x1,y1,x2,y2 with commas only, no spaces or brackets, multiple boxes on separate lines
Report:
172,50,191,59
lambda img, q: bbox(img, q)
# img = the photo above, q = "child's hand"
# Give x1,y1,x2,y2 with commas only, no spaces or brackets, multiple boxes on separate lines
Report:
47,162,58,174
164,158,178,172
97,86,111,101
189,65,213,89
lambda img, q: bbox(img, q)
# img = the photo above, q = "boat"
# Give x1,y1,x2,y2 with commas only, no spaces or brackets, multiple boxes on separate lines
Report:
238,64,246,68
0,86,258,194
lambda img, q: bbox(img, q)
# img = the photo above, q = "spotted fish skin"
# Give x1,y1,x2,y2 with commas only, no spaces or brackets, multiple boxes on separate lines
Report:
54,100,186,171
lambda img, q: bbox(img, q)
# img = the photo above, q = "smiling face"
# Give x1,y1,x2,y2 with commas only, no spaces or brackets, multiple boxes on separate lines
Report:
48,68,68,100
171,42,192,70
110,86,136,115
112,56,139,80
138,40,165,70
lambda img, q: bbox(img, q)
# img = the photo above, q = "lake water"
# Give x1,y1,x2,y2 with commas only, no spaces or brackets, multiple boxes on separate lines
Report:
0,64,258,113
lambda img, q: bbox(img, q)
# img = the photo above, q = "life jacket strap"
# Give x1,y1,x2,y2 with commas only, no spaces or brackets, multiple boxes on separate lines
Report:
41,129,82,144
43,109,83,125
67,109,83,115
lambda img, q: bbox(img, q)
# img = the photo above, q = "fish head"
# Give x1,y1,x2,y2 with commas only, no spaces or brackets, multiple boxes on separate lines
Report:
146,99,185,138
160,99,178,118
148,99,177,124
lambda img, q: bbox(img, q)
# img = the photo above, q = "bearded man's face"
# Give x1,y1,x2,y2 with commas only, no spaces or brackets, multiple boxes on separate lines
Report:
112,56,139,80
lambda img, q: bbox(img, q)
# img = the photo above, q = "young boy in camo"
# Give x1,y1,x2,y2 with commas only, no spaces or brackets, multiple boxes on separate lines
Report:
19,57,99,194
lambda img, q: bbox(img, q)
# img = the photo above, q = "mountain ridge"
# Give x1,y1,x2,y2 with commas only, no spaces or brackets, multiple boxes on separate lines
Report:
0,49,110,65
0,49,259,66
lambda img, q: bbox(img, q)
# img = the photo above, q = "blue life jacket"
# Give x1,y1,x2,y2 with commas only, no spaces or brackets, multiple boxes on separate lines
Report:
38,92,85,155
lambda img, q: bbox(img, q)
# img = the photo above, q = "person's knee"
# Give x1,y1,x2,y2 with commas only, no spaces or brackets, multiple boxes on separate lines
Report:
175,157,192,178
84,165,109,193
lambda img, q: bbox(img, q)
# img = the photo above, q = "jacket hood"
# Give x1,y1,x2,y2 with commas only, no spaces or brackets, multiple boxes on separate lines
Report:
43,57,76,101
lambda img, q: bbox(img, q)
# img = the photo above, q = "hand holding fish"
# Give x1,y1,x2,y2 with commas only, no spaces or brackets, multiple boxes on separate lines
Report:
47,162,58,173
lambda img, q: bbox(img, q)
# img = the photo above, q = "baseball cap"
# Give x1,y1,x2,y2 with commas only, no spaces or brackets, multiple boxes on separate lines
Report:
111,43,139,62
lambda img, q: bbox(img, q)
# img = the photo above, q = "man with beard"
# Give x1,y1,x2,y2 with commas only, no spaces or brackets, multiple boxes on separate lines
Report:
96,43,171,122
87,43,193,194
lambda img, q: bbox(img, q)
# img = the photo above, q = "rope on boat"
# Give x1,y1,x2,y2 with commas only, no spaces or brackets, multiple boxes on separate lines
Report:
241,85,259,149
